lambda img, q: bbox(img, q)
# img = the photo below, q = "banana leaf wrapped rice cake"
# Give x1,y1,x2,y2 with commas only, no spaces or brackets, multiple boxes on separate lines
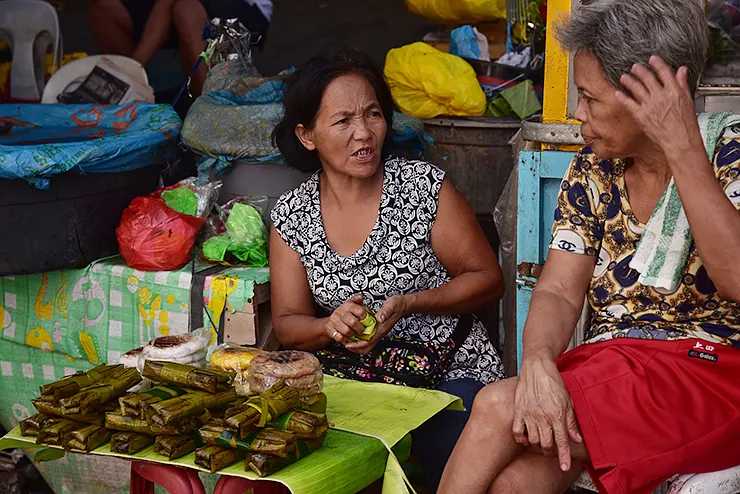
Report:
194,445,245,473
298,392,327,414
110,432,154,454
39,364,122,401
63,424,110,452
154,434,200,460
199,424,302,459
142,361,233,394
119,385,188,418
36,418,78,446
224,381,300,438
246,435,326,477
59,367,141,415
33,397,117,425
106,412,201,435
20,414,50,437
271,411,328,440
147,389,238,426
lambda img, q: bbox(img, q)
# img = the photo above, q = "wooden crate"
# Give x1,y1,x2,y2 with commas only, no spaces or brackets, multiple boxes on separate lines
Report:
222,282,278,350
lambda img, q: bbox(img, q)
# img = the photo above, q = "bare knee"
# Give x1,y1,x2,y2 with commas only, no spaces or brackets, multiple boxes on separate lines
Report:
470,377,518,424
172,0,207,30
89,0,125,19
488,465,528,494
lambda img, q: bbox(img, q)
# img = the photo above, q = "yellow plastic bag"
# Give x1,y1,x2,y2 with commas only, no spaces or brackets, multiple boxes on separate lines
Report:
406,0,506,24
384,42,486,119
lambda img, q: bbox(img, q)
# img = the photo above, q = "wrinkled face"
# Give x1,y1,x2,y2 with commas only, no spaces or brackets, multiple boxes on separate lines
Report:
573,51,645,159
296,73,387,178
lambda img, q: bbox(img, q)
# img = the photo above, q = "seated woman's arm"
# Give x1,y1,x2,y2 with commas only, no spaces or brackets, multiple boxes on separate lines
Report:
269,229,366,350
344,179,504,353
514,249,594,472
397,179,503,316
269,229,325,350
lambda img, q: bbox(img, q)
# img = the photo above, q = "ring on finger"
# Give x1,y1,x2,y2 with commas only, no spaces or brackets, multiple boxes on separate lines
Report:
332,329,340,340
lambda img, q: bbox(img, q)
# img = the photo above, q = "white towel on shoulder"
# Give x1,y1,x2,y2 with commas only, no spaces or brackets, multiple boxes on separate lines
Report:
629,112,740,291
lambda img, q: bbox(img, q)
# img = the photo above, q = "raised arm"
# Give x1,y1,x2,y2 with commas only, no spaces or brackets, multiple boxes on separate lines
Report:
616,56,740,301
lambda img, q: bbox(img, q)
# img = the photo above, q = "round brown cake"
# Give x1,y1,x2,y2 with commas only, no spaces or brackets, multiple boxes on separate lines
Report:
247,350,323,394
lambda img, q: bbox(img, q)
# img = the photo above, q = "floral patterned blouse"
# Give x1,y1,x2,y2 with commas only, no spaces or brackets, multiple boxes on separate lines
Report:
271,157,504,384
550,133,740,348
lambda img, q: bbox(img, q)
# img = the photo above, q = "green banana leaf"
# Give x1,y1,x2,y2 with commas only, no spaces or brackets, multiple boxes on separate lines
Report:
0,376,462,494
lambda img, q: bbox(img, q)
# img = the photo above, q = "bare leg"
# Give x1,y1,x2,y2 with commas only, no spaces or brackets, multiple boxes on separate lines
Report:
438,378,524,493
172,0,208,95
131,0,176,66
88,0,135,55
438,377,590,494
488,452,584,494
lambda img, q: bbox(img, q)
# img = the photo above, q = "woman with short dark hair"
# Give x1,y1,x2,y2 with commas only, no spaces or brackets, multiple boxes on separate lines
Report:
269,50,505,489
440,1,740,493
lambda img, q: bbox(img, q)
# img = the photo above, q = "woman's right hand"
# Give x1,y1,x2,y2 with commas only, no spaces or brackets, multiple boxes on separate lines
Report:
512,354,582,472
325,294,367,345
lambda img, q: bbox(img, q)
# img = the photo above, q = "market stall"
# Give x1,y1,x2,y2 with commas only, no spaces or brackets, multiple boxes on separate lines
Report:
0,353,462,494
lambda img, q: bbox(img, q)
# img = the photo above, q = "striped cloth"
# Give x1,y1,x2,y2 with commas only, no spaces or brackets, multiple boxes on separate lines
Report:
630,113,740,291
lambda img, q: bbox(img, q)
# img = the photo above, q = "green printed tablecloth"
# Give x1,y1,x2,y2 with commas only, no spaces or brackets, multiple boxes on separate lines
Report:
0,259,269,493
0,257,269,365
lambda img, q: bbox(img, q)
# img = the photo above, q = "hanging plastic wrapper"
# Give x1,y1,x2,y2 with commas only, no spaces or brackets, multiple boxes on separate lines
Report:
116,178,222,271
181,18,285,179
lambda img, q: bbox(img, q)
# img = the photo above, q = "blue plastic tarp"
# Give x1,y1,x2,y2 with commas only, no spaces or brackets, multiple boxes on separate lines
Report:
0,103,182,188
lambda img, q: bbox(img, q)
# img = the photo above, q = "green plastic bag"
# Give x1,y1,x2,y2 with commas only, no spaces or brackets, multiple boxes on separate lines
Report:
202,201,268,266
161,187,198,216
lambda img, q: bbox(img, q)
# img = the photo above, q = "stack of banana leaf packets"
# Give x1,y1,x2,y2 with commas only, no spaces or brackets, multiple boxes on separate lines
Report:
18,349,329,478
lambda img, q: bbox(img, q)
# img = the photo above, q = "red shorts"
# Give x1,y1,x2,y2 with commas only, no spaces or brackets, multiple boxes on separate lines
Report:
557,338,740,494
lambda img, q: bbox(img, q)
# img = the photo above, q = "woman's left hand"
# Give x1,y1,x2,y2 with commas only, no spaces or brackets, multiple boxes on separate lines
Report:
344,295,410,354
615,55,704,161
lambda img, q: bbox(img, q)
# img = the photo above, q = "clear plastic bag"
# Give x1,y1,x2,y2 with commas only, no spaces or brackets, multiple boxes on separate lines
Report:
246,351,323,396
208,343,266,396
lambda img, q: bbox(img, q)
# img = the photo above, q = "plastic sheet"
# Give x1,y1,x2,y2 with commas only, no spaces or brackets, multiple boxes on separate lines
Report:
0,103,181,189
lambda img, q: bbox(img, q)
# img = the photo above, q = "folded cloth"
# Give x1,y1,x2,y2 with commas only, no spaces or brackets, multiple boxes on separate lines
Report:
630,112,740,291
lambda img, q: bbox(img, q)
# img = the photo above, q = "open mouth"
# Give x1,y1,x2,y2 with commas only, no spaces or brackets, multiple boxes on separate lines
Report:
352,146,375,161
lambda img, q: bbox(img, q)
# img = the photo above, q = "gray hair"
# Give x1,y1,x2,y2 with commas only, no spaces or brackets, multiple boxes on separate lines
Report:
557,0,709,92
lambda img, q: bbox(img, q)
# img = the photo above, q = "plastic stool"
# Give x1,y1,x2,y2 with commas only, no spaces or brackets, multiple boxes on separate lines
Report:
0,0,62,100
130,462,205,494
213,476,290,494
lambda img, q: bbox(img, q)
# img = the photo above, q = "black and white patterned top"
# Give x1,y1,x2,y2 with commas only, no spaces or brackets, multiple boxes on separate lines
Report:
271,157,503,384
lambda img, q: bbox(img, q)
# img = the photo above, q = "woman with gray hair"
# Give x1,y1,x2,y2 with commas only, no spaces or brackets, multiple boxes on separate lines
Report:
439,1,740,493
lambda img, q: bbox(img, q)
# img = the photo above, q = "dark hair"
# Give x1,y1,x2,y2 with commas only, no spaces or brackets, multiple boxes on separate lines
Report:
272,49,395,172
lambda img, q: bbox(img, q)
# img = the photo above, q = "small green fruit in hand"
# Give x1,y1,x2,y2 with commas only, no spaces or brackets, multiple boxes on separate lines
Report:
355,311,377,342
